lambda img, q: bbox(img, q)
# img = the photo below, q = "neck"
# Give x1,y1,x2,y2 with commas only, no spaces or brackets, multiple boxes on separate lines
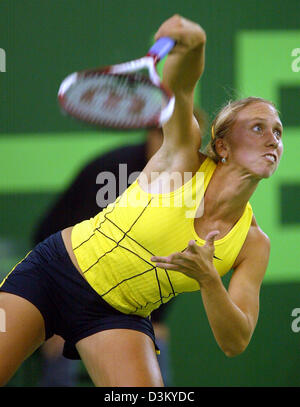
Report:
204,162,260,222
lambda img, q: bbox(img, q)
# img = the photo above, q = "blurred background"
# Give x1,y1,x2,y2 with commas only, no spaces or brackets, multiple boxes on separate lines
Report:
0,0,300,386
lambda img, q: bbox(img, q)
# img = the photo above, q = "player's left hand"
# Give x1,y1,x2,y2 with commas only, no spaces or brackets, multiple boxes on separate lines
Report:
151,230,220,285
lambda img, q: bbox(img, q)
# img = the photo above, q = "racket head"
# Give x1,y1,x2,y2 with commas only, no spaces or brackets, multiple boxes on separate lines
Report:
58,66,175,130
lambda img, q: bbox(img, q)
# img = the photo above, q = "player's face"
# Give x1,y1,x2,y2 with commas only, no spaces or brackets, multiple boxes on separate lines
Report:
227,102,283,179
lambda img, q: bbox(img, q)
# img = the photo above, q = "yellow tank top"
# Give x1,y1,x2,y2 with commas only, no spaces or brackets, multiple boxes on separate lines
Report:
71,156,253,317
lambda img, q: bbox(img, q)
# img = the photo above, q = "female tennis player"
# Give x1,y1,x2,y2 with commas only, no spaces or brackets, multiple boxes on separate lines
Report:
0,15,283,387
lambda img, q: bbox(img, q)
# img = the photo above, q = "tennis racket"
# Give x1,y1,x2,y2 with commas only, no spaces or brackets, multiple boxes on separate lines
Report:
58,37,176,129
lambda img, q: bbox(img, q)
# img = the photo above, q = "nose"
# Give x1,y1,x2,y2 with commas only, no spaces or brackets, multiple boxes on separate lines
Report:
265,129,279,148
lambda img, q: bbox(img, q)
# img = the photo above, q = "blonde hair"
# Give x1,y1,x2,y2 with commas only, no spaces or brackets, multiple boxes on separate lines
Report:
206,97,278,163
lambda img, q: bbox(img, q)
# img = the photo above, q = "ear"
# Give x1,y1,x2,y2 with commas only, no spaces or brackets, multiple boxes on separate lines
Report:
215,137,229,159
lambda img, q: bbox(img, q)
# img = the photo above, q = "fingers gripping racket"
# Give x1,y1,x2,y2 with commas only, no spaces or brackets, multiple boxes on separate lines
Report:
58,37,176,129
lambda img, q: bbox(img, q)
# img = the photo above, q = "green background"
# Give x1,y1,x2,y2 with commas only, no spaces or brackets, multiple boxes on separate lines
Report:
0,0,300,386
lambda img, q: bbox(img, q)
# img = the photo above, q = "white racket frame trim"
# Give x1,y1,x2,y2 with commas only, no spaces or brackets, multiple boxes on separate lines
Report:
58,55,175,128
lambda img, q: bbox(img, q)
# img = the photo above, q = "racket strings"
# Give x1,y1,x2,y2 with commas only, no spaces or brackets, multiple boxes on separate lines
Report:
63,73,169,128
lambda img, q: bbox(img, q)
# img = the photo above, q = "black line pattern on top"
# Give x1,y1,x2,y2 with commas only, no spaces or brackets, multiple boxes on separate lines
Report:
89,228,176,307
82,226,157,274
100,267,155,297
213,255,222,260
73,203,117,250
164,270,176,297
128,290,186,315
82,198,154,274
100,215,176,296
154,267,163,305
75,196,182,312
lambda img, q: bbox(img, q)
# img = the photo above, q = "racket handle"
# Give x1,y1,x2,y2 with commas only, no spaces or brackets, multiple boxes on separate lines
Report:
147,37,176,62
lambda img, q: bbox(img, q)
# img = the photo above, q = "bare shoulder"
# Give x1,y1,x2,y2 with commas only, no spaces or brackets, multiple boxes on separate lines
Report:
233,214,270,269
141,146,207,180
138,149,207,192
247,215,270,245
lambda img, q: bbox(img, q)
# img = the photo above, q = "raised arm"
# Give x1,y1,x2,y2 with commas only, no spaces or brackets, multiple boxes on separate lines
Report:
154,15,206,149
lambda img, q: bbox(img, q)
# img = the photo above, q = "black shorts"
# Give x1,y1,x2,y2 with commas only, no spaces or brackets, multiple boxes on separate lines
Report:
0,231,158,359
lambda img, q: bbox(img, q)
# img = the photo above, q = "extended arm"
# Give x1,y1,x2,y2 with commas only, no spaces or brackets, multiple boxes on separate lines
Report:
199,229,270,356
152,227,270,357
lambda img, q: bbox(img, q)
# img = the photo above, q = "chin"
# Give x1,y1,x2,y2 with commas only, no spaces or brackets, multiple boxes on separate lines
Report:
258,167,278,179
261,172,273,179
249,165,277,180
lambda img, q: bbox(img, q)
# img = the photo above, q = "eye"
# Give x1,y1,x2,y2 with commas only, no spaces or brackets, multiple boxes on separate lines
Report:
253,124,262,133
273,129,282,139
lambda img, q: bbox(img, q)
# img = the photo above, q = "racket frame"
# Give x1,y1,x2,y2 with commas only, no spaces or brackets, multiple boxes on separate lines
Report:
58,37,175,129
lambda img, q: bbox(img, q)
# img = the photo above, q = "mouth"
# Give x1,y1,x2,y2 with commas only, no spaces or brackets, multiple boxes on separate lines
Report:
263,153,277,163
